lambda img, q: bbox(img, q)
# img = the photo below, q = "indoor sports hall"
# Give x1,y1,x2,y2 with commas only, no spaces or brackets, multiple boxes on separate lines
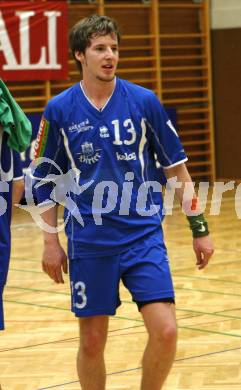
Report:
1,1,241,389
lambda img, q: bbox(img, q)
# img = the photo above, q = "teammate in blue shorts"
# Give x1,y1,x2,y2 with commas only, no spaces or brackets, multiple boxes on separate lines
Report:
33,15,214,390
0,130,24,330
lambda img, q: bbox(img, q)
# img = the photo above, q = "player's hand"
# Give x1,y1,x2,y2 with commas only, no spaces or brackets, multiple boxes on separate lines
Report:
193,235,214,270
42,241,68,283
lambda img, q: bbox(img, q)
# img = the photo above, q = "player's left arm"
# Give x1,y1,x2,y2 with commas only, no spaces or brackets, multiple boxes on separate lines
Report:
164,162,214,269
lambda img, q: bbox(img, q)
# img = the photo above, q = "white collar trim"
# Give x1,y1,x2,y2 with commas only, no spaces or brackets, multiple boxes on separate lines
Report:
80,78,116,112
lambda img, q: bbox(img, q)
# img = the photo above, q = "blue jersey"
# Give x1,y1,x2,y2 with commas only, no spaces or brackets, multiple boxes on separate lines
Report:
33,78,187,258
0,131,23,286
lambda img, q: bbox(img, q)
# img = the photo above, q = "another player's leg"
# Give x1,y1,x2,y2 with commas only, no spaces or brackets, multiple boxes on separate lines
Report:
77,315,109,390
140,302,177,390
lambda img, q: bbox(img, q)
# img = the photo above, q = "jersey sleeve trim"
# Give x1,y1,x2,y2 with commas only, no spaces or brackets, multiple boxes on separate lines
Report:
162,157,188,169
30,174,55,182
37,199,56,207
12,175,24,181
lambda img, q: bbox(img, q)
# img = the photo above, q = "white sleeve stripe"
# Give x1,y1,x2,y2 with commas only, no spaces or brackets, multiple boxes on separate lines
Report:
139,118,148,181
30,175,53,182
13,175,24,181
37,200,56,207
162,158,188,169
145,119,173,165
61,128,80,174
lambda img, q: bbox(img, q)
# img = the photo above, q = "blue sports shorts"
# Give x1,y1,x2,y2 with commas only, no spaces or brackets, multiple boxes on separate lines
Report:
69,229,174,317
0,285,4,330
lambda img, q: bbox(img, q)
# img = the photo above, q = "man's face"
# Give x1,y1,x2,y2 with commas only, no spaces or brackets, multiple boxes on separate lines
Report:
76,33,119,82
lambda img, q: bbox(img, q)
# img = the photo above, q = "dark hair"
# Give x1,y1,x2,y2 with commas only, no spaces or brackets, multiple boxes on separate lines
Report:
69,14,121,71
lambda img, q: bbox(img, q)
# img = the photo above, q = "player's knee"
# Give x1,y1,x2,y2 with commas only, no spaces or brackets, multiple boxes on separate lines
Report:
150,322,177,347
162,323,177,345
80,330,106,358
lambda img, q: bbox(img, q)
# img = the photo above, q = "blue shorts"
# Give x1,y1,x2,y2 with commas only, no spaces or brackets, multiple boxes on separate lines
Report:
0,285,4,330
69,230,174,317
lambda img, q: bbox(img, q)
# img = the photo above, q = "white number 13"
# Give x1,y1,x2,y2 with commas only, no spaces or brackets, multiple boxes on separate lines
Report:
112,119,136,146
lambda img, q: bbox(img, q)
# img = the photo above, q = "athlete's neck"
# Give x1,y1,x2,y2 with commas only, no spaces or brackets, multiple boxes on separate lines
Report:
80,78,116,110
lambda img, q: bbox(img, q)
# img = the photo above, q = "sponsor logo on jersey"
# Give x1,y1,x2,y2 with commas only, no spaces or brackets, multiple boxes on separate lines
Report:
99,126,110,138
116,152,137,161
68,119,93,133
78,142,101,164
34,117,49,160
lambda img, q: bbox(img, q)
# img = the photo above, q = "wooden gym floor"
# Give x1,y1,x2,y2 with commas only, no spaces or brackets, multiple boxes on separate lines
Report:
1,191,241,389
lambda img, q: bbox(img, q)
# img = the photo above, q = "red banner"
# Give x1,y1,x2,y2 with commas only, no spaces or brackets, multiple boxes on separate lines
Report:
0,1,68,81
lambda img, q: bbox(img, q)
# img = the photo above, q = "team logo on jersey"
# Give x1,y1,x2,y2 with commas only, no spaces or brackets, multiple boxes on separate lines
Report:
116,152,137,161
68,119,93,133
78,142,101,164
99,126,110,138
34,117,49,160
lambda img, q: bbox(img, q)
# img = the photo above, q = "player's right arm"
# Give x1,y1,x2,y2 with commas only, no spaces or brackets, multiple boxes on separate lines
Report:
33,102,69,283
41,204,68,284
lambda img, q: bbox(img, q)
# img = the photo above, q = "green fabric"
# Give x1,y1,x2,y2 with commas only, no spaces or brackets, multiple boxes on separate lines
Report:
0,79,32,152
186,214,209,238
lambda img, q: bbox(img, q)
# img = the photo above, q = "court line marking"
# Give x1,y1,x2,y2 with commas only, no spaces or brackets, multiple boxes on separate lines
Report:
0,325,144,353
173,257,241,272
175,286,241,298
173,274,241,286
8,249,241,282
6,285,70,295
181,317,236,328
3,299,241,339
6,284,241,308
9,267,42,274
177,307,241,320
8,255,241,278
37,345,241,389
5,286,241,322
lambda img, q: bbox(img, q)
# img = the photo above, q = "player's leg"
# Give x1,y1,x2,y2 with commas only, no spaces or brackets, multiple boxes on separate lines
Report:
77,315,109,390
69,256,121,389
140,302,177,390
121,229,176,390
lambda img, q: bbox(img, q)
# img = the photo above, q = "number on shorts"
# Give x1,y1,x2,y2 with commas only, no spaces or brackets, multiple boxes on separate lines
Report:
71,281,87,309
